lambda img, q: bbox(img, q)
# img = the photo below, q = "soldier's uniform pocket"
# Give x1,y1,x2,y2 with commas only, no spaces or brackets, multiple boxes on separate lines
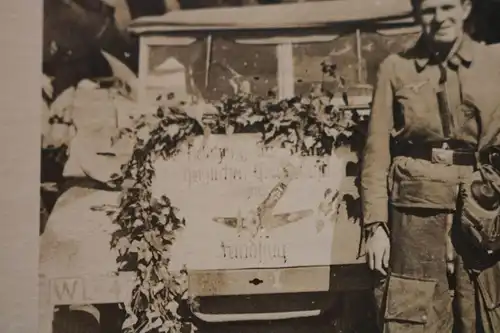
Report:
388,157,462,210
383,274,437,333
394,81,442,140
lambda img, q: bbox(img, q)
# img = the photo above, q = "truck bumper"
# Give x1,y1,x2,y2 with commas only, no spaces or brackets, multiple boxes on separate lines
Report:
188,264,372,322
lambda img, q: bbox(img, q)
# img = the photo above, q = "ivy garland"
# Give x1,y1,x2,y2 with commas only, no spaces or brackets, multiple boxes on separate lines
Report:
101,64,369,333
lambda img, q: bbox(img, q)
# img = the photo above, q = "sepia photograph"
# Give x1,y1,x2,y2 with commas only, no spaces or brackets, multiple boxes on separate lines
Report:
38,0,500,332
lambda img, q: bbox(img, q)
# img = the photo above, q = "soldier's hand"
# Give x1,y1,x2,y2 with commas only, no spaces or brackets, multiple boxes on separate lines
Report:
366,225,390,276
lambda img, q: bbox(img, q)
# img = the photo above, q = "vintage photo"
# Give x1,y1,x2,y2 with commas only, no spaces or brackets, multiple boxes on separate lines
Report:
39,0,500,332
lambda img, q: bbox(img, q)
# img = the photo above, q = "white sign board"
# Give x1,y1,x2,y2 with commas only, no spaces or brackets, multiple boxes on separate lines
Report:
152,134,345,271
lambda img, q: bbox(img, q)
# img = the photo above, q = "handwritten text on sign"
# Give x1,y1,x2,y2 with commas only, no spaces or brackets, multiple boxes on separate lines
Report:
220,240,288,264
182,160,335,186
154,135,344,188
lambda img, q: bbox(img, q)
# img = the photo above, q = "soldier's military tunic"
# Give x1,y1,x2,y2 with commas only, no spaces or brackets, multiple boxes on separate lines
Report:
361,34,500,333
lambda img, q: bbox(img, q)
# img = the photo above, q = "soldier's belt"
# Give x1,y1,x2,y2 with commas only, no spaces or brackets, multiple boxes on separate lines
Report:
394,147,477,166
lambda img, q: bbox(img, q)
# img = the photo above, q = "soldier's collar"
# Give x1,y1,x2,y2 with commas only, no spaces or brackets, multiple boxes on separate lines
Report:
414,34,473,72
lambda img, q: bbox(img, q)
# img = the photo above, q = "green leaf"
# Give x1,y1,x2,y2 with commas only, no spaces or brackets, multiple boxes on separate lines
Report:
324,127,340,138
138,318,162,333
138,247,153,263
159,320,176,333
144,230,163,251
133,219,144,228
121,314,138,330
156,265,170,281
146,309,162,320
151,318,163,329
304,136,316,149
166,301,179,315
116,237,131,254
129,239,142,253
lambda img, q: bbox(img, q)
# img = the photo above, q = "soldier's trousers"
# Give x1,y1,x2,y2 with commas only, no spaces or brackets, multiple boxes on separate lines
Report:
373,206,500,333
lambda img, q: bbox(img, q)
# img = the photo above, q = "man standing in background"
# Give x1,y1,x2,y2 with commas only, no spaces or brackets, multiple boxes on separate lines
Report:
361,0,500,332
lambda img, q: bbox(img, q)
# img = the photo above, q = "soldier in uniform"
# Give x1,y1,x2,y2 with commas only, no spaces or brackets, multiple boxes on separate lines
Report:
361,0,500,332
